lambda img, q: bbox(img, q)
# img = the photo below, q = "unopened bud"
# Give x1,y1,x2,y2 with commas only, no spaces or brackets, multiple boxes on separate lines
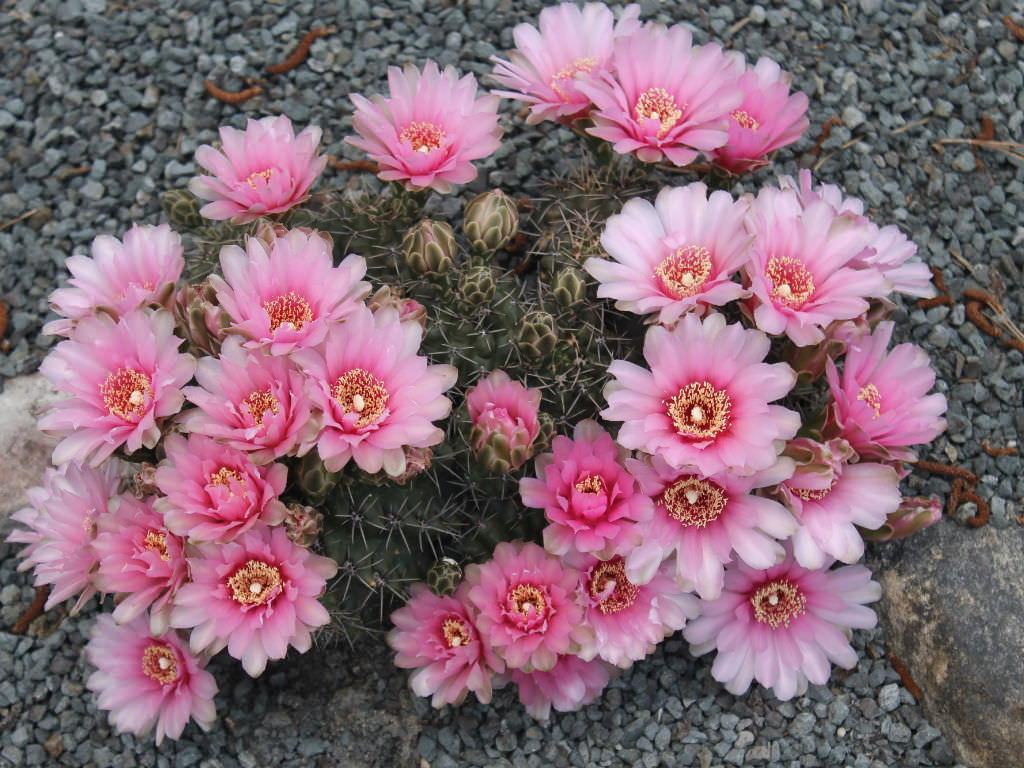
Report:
463,189,519,255
402,220,456,276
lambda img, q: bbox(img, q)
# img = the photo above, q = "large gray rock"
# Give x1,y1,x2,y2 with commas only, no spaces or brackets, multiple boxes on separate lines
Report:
0,375,59,534
867,519,1024,768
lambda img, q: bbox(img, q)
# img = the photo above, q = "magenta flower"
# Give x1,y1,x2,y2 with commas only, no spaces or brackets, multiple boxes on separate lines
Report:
744,187,890,347
825,321,947,462
585,183,752,325
499,654,611,720
181,338,319,464
6,461,120,613
293,305,457,475
624,455,797,600
44,224,184,337
38,309,195,467
189,115,327,223
684,548,881,701
463,541,590,672
388,583,503,707
210,230,369,356
490,2,641,125
577,23,743,165
707,55,810,175
520,419,651,558
602,313,800,477
466,370,542,473
169,524,337,677
154,433,288,543
92,495,188,635
86,613,217,745
347,61,502,193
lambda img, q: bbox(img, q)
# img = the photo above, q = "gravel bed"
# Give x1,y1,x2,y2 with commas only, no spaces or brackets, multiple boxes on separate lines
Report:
2,0,1022,765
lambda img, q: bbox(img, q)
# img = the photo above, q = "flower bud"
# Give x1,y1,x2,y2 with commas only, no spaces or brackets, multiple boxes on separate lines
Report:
551,266,589,309
402,220,456,276
515,310,557,361
860,495,943,542
162,188,205,230
252,222,334,253
466,370,542,473
284,503,324,548
426,557,463,597
173,278,229,357
457,264,497,312
367,286,427,329
463,189,519,255
293,451,337,503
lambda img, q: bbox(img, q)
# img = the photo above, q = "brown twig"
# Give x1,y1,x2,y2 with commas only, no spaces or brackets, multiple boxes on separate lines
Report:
930,266,949,294
808,116,842,157
58,165,90,181
916,294,953,309
914,460,977,483
1004,14,1024,41
963,287,999,308
949,477,990,528
0,208,39,232
887,651,921,701
10,586,49,635
266,28,331,74
982,440,1017,457
965,300,1001,337
204,80,263,104
326,157,378,173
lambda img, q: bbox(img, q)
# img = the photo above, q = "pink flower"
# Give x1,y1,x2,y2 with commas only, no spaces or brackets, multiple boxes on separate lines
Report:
861,495,943,542
707,55,809,175
293,305,457,475
210,230,369,356
624,455,797,600
520,419,651,558
602,313,800,477
825,321,947,462
154,433,288,543
466,370,542,473
169,524,337,677
489,2,641,125
388,583,503,707
499,654,611,720
463,541,590,672
38,309,195,467
585,183,752,325
189,115,327,223
777,168,865,216
347,61,502,193
744,187,890,346
86,613,217,745
577,23,743,165
570,553,699,668
92,495,188,634
6,461,120,613
44,224,185,337
181,338,319,464
684,548,881,701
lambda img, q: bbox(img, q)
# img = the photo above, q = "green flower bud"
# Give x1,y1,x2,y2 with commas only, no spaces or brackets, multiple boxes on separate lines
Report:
457,264,497,312
426,557,463,597
402,220,456,276
515,310,557,361
463,189,519,255
533,412,558,453
162,189,205,230
551,266,589,308
292,452,337,504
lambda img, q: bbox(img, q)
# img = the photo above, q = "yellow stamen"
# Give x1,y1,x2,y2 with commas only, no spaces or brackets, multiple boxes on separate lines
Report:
332,368,389,429
857,383,882,418
441,616,473,649
244,389,280,426
589,557,639,615
665,381,732,440
659,476,728,528
246,168,274,189
574,474,606,494
750,578,807,628
227,560,283,606
264,291,313,333
766,255,815,309
141,644,180,685
549,56,598,101
143,530,170,562
100,368,152,421
731,109,760,131
654,245,714,300
400,121,445,153
635,87,683,138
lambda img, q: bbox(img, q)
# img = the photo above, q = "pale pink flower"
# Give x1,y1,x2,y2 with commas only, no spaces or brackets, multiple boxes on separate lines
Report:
624,454,796,599
520,419,651,558
861,495,943,542
577,24,743,165
707,55,809,175
744,187,890,347
86,613,217,745
684,548,881,701
499,654,611,720
6,461,120,613
93,495,188,635
367,286,427,329
170,524,337,677
463,541,590,672
569,553,699,668
489,2,641,124
825,321,947,462
585,183,752,325
181,337,319,464
210,230,369,356
38,309,195,467
154,433,288,543
602,313,800,477
466,370,542,473
388,583,503,707
293,306,457,475
189,115,327,223
777,168,865,216
44,224,184,337
347,61,502,193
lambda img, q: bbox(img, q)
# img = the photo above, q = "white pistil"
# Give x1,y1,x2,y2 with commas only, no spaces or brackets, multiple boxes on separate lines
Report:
691,405,705,423
777,283,793,299
158,657,171,670
352,393,365,412
685,489,700,505
250,582,263,595
768,593,779,606
129,390,144,407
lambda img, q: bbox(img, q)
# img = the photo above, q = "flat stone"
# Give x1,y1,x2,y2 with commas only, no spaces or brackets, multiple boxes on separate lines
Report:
867,520,1024,768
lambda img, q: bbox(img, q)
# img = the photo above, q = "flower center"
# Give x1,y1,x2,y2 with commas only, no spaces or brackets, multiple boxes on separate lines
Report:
575,474,606,494
506,582,550,629
634,87,682,138
665,381,732,440
100,367,152,421
332,368,389,429
209,466,245,488
857,383,882,418
655,245,714,300
659,476,728,528
441,615,473,649
792,478,838,502
141,643,180,685
549,56,598,101
750,578,807,629
766,255,815,309
244,389,280,426
588,557,639,615
227,559,283,606
731,109,760,131
143,529,170,562
400,121,445,153
246,168,274,189
264,291,313,333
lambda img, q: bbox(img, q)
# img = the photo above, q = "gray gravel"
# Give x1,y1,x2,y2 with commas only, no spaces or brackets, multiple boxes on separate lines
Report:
2,0,1022,766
